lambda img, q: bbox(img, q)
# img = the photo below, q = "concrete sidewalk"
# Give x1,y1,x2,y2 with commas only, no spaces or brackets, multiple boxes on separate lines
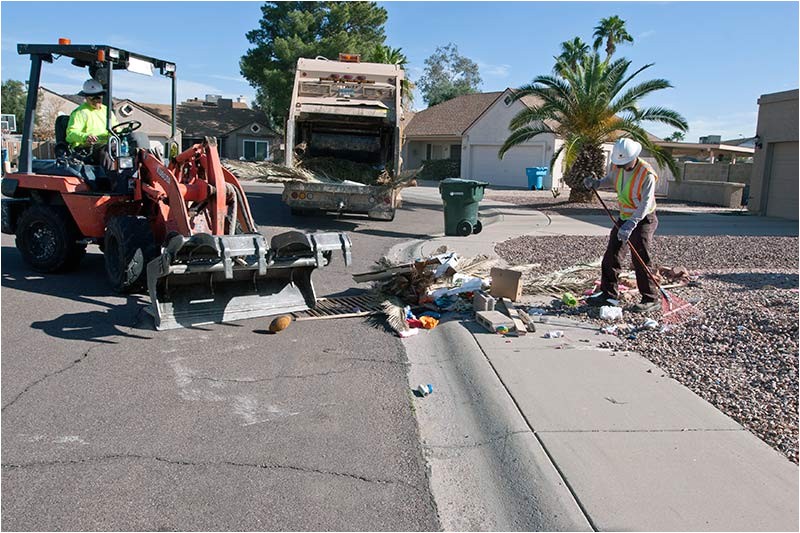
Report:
396,185,799,531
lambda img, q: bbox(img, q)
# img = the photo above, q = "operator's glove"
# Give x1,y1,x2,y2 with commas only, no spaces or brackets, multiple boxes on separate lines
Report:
583,176,599,189
617,220,637,243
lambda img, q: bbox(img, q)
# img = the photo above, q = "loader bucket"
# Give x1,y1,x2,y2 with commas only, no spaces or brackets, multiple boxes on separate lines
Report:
146,231,352,330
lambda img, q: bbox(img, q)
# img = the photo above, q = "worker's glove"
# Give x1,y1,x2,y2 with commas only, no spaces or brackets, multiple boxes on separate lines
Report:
617,220,637,243
583,176,599,190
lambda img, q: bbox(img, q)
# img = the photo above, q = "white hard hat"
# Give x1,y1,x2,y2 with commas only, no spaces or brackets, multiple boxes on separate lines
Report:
610,138,642,166
78,79,105,96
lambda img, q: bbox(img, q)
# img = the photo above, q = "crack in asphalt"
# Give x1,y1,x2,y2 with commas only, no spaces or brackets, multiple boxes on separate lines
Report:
423,430,530,451
1,345,99,413
184,367,361,384
1,454,415,488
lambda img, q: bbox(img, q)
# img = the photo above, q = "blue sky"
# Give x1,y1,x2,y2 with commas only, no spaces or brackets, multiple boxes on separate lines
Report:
2,1,798,140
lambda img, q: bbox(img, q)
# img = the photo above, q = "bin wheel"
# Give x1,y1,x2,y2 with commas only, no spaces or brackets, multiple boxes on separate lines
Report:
456,220,473,236
473,220,483,234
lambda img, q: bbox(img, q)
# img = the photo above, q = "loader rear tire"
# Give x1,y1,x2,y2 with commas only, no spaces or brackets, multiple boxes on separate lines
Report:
104,216,159,294
15,204,85,273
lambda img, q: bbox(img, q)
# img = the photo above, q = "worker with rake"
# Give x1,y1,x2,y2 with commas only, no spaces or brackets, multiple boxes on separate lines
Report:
583,138,661,314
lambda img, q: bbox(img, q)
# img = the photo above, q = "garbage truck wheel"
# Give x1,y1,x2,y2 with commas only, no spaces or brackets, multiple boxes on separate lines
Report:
473,220,483,234
456,220,473,236
104,216,159,294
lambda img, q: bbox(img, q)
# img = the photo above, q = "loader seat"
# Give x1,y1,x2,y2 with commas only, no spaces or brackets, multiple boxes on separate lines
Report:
54,114,72,159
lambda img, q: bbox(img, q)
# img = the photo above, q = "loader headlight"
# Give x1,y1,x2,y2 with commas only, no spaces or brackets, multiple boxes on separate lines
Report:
118,156,134,169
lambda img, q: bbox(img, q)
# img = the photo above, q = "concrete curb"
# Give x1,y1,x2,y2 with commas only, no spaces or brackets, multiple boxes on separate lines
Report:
405,320,592,531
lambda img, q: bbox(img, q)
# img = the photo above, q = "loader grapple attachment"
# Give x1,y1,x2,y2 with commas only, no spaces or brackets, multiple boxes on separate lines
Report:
147,231,352,330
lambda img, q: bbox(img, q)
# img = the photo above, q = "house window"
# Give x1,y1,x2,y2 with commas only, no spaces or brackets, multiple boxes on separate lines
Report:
504,95,513,106
250,124,261,133
449,144,461,160
243,139,270,161
120,103,134,117
426,144,432,160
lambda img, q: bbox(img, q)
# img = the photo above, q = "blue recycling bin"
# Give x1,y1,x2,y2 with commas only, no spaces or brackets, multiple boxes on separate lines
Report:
526,167,548,190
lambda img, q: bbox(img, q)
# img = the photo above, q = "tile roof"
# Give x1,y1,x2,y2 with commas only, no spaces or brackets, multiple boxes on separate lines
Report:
140,101,277,137
405,89,660,142
404,92,503,137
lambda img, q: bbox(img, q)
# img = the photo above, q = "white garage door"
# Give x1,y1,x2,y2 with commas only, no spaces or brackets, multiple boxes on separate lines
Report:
765,142,799,219
469,144,545,188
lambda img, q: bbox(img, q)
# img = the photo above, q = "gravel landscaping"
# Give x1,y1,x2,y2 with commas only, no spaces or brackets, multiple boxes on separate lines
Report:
495,234,799,464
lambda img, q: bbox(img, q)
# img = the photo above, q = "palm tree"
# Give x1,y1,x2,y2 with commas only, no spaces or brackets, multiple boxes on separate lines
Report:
665,131,686,142
499,52,688,203
593,15,634,59
368,44,415,110
554,37,590,75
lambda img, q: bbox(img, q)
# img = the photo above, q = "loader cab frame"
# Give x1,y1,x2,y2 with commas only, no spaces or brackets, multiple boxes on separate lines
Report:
16,42,179,174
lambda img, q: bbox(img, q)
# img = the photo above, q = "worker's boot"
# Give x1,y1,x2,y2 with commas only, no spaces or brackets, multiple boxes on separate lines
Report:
586,292,619,307
631,300,661,313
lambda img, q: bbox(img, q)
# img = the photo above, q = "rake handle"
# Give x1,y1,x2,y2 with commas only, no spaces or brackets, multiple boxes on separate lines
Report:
591,187,670,302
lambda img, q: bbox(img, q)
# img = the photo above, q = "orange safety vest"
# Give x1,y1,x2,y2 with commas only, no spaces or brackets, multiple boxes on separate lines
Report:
614,158,658,220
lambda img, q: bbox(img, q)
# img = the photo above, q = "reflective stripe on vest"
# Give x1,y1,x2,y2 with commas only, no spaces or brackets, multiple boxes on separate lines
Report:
614,159,658,219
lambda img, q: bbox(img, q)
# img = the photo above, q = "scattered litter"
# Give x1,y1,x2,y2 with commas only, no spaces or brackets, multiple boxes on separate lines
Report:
419,316,439,329
496,325,509,334
398,328,419,338
599,306,624,321
416,384,434,396
659,325,673,333
543,330,564,339
526,307,546,316
736,325,747,333
407,318,424,328
561,292,578,307
642,318,659,330
601,325,619,335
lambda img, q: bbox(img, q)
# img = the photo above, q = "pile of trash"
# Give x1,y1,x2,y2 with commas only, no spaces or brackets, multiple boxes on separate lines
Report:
222,157,420,189
354,247,538,337
221,159,335,183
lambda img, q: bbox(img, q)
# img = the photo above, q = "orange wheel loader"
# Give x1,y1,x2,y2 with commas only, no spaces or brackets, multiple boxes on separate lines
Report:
1,42,351,330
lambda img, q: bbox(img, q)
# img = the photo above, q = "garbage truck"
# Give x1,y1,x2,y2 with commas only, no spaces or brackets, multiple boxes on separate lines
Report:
282,53,405,221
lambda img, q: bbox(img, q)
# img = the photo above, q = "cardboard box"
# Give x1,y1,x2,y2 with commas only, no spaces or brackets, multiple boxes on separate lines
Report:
490,267,523,302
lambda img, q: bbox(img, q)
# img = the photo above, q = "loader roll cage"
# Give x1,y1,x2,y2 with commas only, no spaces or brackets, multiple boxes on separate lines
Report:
16,43,178,173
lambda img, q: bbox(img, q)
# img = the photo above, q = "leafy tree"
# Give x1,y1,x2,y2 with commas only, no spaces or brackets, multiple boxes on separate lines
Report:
554,37,590,75
499,52,687,202
417,43,481,107
664,131,685,142
593,15,634,59
1,80,27,132
240,1,388,130
366,44,415,110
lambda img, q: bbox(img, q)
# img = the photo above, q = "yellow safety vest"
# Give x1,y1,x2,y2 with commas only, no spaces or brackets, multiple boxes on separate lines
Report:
614,158,658,220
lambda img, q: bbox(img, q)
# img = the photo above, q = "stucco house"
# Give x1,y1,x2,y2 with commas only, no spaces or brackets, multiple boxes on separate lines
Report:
142,95,281,161
403,88,653,190
748,89,798,219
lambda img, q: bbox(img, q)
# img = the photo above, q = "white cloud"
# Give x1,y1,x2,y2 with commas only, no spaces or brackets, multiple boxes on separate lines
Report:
638,30,656,40
208,74,250,84
477,61,510,78
646,111,757,141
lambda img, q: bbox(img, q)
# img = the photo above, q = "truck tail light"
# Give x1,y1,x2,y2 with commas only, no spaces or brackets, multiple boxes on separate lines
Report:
383,197,391,204
291,191,299,199
299,192,307,200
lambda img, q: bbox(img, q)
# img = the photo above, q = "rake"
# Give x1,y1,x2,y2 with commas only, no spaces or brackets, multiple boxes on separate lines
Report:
592,188,703,324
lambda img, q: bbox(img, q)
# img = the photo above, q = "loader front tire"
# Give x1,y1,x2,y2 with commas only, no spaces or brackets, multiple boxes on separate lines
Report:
104,216,159,294
15,204,85,273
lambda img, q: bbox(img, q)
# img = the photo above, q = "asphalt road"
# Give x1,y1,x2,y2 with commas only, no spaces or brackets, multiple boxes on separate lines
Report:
1,183,441,531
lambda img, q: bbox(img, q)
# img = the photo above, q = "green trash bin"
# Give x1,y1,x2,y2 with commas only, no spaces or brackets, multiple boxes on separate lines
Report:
438,178,488,236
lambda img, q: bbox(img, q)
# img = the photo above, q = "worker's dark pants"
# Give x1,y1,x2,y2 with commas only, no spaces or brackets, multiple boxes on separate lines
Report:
600,213,659,302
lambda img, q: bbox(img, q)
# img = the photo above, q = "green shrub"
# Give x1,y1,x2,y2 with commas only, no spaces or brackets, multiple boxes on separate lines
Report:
418,159,460,181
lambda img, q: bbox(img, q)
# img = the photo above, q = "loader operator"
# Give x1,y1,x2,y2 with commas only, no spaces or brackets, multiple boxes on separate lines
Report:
583,138,660,314
66,79,117,163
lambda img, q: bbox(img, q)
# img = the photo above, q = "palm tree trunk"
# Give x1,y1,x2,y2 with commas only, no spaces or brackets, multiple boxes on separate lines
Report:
564,143,607,203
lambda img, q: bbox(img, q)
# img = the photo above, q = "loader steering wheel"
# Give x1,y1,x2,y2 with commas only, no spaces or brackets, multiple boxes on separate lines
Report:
111,120,142,136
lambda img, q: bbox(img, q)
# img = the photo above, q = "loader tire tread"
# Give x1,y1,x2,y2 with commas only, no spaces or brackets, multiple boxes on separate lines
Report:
15,204,85,273
104,216,159,294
